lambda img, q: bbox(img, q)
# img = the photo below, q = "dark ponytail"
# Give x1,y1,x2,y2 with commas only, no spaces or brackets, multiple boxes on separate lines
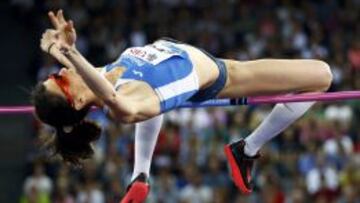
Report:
54,120,101,166
32,83,102,166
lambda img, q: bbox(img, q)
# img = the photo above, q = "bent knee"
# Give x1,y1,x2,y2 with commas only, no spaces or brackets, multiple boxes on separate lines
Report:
312,60,333,92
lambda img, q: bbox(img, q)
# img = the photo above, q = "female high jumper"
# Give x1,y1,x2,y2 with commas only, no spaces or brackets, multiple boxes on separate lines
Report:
32,10,332,203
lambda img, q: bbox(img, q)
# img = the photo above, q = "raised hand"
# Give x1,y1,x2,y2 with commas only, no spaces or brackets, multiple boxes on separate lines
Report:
40,29,76,69
48,10,76,47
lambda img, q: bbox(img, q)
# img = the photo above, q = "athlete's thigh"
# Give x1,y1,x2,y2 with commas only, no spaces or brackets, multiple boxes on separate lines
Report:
218,59,332,98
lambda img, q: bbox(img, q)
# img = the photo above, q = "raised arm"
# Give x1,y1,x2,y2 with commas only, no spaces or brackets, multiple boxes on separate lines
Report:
40,15,135,122
41,10,160,122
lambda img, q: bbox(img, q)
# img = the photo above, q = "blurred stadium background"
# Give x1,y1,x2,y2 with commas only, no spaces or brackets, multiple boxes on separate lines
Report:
0,0,359,202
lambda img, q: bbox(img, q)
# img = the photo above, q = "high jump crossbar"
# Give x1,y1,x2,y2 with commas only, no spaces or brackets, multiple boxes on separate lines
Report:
1,90,360,114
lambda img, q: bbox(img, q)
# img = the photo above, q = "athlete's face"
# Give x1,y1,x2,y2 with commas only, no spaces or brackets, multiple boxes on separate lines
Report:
43,68,88,109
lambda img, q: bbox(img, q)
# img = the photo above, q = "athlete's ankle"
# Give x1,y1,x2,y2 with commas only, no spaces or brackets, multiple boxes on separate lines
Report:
131,172,149,182
243,140,258,157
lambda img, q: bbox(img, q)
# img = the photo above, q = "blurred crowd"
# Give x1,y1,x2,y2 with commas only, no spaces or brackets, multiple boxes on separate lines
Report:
11,0,360,202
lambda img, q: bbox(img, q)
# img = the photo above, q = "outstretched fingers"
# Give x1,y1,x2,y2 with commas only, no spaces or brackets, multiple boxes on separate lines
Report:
48,10,67,29
57,10,67,25
48,11,60,29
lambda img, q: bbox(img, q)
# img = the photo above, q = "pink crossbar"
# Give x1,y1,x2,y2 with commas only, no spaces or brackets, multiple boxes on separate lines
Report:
1,91,360,114
248,90,360,104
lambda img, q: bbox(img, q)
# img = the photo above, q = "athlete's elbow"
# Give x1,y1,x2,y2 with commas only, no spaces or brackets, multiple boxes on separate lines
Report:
103,93,120,107
313,60,333,92
116,110,139,124
120,112,145,124
120,109,139,124
105,95,139,123
120,116,137,124
120,108,156,124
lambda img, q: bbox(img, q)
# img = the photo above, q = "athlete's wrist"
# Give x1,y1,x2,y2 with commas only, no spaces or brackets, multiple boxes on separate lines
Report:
60,44,78,57
47,42,56,54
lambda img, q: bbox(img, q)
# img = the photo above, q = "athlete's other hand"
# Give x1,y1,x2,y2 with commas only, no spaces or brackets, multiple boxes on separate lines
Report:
48,10,76,47
40,29,58,53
